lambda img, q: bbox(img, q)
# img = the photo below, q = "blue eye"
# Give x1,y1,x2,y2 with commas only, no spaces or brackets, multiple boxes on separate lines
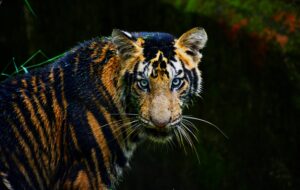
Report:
172,78,183,89
138,79,149,90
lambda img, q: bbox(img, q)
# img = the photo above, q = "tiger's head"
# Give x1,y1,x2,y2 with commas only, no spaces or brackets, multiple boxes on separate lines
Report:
112,28,207,143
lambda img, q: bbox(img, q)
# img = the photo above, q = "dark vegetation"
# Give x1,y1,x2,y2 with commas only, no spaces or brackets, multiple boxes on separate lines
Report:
0,0,299,189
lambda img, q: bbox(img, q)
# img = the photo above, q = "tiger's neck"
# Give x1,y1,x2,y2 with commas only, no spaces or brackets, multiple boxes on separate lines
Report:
59,38,143,181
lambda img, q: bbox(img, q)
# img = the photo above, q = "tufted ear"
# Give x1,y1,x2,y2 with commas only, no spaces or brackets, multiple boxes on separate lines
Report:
176,27,207,52
112,29,141,60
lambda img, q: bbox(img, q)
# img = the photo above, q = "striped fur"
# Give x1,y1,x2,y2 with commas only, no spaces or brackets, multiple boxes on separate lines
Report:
0,27,207,189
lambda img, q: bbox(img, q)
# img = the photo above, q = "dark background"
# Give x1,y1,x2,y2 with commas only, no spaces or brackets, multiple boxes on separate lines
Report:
1,0,300,189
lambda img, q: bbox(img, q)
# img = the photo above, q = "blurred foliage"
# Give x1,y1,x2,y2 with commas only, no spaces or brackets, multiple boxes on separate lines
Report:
166,0,300,53
0,0,300,189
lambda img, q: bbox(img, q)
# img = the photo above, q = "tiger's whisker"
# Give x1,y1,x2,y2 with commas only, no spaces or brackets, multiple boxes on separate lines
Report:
123,124,141,142
178,126,193,149
176,127,187,154
107,120,140,142
181,122,199,143
182,119,199,133
100,119,135,129
183,115,229,139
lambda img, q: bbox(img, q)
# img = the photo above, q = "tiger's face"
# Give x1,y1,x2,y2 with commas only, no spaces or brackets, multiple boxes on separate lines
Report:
113,28,207,142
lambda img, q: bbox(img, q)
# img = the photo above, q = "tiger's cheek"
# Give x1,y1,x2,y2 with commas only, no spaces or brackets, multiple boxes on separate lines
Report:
139,95,151,119
177,82,190,99
170,95,183,120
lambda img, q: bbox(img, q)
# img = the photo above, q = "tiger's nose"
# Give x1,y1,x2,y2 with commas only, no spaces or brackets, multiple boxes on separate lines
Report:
150,115,171,128
150,94,171,128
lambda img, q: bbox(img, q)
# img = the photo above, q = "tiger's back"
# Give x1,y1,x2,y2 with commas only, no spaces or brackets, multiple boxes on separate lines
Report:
0,28,208,189
0,37,128,189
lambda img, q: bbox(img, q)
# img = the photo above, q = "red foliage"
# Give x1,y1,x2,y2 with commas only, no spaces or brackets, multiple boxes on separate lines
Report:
273,11,299,33
284,13,297,33
262,28,289,48
276,34,289,48
229,19,249,39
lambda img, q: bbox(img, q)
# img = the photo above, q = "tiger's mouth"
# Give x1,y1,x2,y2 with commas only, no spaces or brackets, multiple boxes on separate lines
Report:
139,117,181,142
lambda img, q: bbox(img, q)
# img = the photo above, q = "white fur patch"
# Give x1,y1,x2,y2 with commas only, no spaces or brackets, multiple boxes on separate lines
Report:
121,31,132,38
0,173,14,190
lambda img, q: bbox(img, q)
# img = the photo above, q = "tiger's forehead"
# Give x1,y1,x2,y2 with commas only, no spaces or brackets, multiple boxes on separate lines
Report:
136,51,184,80
131,32,176,62
130,32,184,80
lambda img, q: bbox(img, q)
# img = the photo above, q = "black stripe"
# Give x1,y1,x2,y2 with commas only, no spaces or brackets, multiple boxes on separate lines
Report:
41,73,59,176
123,71,137,149
35,76,56,161
6,116,42,190
51,67,68,173
142,61,151,79
68,104,111,186
94,78,116,109
6,153,33,189
0,109,34,189
53,67,64,112
91,49,114,75
0,133,31,189
67,163,84,181
40,74,56,125
191,68,199,93
27,77,51,151
186,50,196,57
66,127,80,160
89,107,127,168
168,61,176,71
16,88,49,171
133,61,140,80
180,60,197,94
92,53,119,110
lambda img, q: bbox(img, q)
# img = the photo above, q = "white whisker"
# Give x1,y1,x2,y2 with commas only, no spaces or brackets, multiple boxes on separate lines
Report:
181,122,199,143
183,115,229,139
182,119,199,133
178,126,193,148
176,127,187,154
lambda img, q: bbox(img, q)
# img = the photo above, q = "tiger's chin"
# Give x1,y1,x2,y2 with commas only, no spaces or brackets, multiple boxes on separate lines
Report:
143,126,174,143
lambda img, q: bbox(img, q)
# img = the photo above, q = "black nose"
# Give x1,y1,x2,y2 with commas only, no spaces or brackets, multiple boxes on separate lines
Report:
150,116,171,128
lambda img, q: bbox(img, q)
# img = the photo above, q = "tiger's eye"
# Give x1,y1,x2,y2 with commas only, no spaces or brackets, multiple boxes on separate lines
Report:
173,78,180,85
171,78,183,90
138,79,149,90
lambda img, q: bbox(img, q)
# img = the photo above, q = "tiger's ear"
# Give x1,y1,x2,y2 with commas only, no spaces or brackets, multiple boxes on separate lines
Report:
176,27,208,52
112,29,141,60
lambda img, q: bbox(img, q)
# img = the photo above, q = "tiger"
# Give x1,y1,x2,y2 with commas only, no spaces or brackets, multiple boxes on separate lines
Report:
0,27,208,189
